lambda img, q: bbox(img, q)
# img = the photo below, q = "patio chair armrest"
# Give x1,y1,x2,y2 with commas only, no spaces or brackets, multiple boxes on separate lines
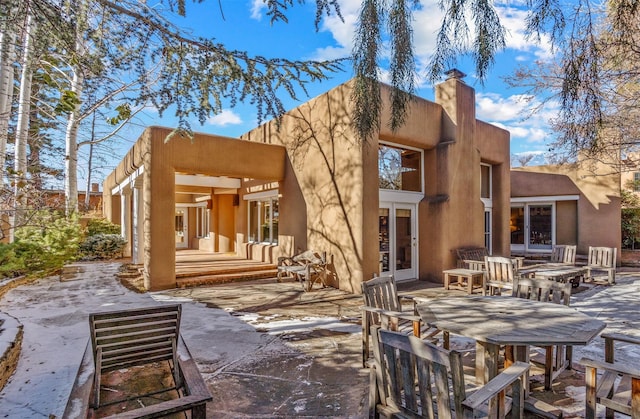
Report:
361,306,421,324
462,361,530,411
579,357,640,378
362,306,420,322
601,332,640,346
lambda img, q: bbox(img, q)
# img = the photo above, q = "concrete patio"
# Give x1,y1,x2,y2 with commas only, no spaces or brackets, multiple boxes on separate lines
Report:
0,261,639,418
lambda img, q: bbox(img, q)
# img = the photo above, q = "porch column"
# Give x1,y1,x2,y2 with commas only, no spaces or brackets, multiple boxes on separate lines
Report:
143,138,176,291
132,180,144,264
120,187,132,258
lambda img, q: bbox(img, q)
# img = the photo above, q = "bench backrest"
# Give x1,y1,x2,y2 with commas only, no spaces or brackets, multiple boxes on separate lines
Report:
550,245,577,264
362,275,401,312
456,247,489,265
587,246,617,268
90,304,182,374
512,277,571,306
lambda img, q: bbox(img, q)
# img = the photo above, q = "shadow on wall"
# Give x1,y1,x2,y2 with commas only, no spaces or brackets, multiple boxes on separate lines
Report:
286,92,363,293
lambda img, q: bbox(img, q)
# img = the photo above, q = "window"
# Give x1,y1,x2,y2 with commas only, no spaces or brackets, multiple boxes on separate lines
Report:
378,143,422,192
481,164,491,199
634,172,640,191
196,206,210,238
484,210,492,253
248,197,279,244
481,164,492,253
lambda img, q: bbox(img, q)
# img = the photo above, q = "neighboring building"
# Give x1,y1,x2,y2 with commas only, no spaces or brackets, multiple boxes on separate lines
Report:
510,162,621,259
103,72,512,292
43,183,103,213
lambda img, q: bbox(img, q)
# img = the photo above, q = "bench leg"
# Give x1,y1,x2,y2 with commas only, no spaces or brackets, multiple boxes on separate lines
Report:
192,403,207,419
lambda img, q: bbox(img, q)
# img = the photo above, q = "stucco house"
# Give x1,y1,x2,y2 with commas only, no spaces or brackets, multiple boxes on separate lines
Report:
510,162,621,259
103,72,512,292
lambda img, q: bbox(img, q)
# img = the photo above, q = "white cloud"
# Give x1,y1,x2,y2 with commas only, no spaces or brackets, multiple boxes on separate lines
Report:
475,92,562,153
250,0,266,21
310,0,360,60
497,6,554,61
207,109,242,126
476,92,533,122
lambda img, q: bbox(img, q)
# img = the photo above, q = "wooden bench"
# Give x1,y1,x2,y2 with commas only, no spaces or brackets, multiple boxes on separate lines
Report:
443,268,485,294
276,250,327,291
455,246,489,268
63,305,211,418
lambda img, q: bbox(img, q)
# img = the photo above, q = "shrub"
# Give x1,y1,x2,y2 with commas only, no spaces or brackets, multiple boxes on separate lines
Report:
79,234,127,260
14,212,82,272
85,218,121,236
622,208,640,249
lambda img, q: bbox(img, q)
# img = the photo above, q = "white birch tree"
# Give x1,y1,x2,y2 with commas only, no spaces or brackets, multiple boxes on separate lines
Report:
13,11,36,234
0,3,17,188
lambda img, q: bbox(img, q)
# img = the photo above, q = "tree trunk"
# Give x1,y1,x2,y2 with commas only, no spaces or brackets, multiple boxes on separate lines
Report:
84,112,96,210
13,12,36,235
64,0,88,215
0,4,17,188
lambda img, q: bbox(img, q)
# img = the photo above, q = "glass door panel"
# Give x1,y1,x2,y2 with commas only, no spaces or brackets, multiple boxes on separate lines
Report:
379,203,417,281
394,206,416,281
379,208,390,273
528,205,552,249
175,208,188,249
510,207,525,250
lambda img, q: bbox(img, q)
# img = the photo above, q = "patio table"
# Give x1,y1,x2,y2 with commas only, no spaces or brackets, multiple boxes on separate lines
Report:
415,296,606,390
518,263,588,287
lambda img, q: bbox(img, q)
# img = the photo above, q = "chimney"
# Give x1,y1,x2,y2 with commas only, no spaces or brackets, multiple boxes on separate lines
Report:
445,68,467,81
91,183,99,192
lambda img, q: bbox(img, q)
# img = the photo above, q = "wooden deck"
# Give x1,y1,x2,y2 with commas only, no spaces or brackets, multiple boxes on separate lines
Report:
175,250,278,288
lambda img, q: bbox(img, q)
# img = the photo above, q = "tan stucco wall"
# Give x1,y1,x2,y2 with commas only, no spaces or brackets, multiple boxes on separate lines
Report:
217,194,235,252
556,200,577,244
476,121,511,257
512,164,621,257
241,83,368,293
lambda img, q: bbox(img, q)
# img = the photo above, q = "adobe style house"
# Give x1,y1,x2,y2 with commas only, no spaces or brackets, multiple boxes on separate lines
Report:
103,72,512,292
510,162,621,258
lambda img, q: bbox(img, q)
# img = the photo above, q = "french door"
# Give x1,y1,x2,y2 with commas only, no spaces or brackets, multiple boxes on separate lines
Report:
510,203,554,253
379,203,417,281
175,208,188,249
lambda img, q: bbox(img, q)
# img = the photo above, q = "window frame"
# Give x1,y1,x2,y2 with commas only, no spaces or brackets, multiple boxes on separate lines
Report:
195,204,210,239
245,190,279,245
378,141,424,194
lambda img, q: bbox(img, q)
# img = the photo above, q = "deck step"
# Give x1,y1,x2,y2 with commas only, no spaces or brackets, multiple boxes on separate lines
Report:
176,269,279,288
175,263,276,278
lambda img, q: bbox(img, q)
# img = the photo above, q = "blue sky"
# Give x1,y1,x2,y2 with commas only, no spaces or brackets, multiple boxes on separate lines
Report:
113,0,560,174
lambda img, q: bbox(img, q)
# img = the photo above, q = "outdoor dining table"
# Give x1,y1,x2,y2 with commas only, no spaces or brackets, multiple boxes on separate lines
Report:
415,296,606,388
518,263,588,287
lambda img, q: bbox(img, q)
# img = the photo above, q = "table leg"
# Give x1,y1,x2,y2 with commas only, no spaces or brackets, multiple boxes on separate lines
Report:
444,272,451,290
476,341,499,385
